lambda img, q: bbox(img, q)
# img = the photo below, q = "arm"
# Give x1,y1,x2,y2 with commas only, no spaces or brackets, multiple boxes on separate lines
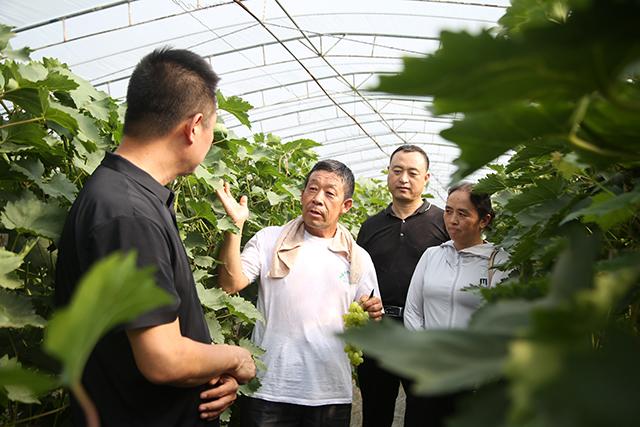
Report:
216,182,250,294
127,317,255,386
403,251,429,331
357,252,384,320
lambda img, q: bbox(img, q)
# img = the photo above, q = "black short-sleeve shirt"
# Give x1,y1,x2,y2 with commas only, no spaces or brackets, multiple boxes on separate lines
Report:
55,152,214,427
357,200,449,307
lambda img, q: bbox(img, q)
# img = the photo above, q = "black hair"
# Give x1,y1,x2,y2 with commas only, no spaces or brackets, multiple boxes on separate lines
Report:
389,144,430,170
124,47,220,139
304,160,355,199
448,182,495,225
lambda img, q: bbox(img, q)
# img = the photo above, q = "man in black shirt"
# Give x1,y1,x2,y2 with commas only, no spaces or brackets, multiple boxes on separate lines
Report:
55,48,255,426
356,145,449,427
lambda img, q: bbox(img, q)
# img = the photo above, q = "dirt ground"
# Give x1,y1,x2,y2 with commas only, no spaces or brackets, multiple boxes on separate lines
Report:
350,382,406,427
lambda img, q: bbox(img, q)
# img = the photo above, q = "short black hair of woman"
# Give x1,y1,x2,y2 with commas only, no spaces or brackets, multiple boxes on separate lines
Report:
304,160,355,200
448,182,495,226
124,47,220,139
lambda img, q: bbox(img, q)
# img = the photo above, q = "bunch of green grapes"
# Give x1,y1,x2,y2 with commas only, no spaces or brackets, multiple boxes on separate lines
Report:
342,301,369,367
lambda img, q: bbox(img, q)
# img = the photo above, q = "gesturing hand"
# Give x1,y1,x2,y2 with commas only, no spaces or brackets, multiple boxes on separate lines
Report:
216,181,249,227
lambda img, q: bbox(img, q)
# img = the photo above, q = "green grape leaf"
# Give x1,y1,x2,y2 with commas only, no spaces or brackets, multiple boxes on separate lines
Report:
0,191,67,240
282,138,321,151
504,176,565,214
343,320,509,394
469,299,542,336
194,165,223,190
0,357,57,400
0,241,37,290
39,173,77,203
563,190,640,230
442,105,573,181
216,216,239,233
52,66,107,109
72,142,104,175
10,158,45,182
44,251,173,386
84,98,113,121
73,112,104,146
239,337,267,372
196,283,228,311
3,122,48,151
44,104,78,133
549,224,600,301
205,312,225,344
4,47,32,62
217,91,253,128
194,256,215,269
188,199,218,225
3,88,47,115
474,173,509,195
17,62,48,83
266,190,288,206
0,288,46,328
0,24,15,51
226,295,264,323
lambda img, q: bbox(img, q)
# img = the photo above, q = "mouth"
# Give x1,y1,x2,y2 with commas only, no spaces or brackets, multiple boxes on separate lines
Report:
308,208,324,218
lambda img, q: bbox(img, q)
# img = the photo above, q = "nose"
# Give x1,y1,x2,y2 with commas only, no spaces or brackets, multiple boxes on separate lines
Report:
311,191,324,205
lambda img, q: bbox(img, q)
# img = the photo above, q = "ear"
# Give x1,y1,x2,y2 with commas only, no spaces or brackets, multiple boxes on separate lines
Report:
184,113,204,144
424,170,431,183
479,214,491,230
341,198,353,214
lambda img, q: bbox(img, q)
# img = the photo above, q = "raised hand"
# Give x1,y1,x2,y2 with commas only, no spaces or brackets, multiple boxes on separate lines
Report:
216,181,249,226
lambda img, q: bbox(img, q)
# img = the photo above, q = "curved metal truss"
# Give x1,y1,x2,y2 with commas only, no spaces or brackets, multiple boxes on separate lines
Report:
4,0,510,204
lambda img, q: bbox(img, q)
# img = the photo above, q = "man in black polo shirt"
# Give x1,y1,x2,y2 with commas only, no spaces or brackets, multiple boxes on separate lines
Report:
356,144,449,427
55,48,255,427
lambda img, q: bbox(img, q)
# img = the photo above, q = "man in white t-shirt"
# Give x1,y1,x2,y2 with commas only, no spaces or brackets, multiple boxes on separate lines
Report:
216,159,383,427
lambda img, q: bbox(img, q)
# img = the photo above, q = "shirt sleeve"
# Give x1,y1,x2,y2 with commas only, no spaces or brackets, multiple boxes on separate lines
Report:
354,249,381,303
87,216,180,329
403,248,430,331
240,232,263,283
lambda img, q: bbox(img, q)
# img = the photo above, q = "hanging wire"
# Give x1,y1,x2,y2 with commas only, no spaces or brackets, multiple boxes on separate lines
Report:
273,0,409,147
232,0,387,155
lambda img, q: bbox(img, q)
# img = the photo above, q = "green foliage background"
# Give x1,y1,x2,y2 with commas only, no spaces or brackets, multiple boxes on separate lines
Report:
0,24,390,425
345,1,640,426
3,0,640,425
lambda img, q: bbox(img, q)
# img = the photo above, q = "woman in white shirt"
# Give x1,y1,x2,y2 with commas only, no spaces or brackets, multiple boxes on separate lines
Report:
402,182,509,427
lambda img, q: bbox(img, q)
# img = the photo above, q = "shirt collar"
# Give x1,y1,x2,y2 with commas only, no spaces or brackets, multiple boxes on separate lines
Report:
385,199,431,218
100,152,174,209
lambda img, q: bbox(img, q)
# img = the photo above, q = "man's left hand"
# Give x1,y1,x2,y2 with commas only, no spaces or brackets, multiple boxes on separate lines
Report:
198,375,239,420
360,295,383,321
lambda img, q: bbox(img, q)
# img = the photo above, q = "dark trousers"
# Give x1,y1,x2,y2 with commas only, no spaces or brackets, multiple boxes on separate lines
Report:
240,397,351,427
358,356,466,427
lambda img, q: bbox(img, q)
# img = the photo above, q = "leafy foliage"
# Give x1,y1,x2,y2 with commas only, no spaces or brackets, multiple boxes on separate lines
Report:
44,252,172,386
348,0,640,426
0,23,388,425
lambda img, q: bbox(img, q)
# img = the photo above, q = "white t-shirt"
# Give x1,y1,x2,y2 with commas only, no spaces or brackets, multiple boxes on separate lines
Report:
240,225,380,406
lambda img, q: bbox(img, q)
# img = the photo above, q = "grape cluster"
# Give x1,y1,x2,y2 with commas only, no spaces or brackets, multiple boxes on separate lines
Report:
342,301,369,367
